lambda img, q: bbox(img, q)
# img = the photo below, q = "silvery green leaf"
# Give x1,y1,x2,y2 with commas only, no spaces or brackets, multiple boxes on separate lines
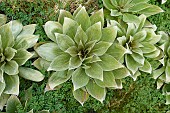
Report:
13,38,28,49
38,110,50,113
6,95,21,113
85,63,103,81
63,17,78,39
69,56,82,70
162,0,167,4
19,24,36,36
0,14,7,26
133,30,146,42
113,68,130,79
13,49,33,66
157,79,164,89
4,75,19,95
128,3,151,12
58,10,73,25
0,94,9,111
74,26,88,44
100,26,117,43
19,67,44,82
10,20,23,38
131,52,145,65
95,71,117,88
144,49,160,58
86,80,106,103
65,46,78,57
0,70,4,83
73,88,89,106
86,22,102,42
126,23,136,37
111,9,122,16
137,14,146,32
123,13,140,25
131,71,141,81
98,54,123,71
48,53,70,71
107,43,126,61
74,7,91,31
55,33,75,51
36,42,63,61
44,21,63,42
48,70,72,89
139,60,152,73
102,0,117,10
165,60,170,83
0,81,5,96
152,66,165,79
0,23,14,49
73,5,82,17
90,9,104,27
125,54,139,75
166,95,170,105
140,42,157,53
33,58,51,70
72,67,89,91
4,47,17,61
130,0,149,4
91,41,112,56
115,79,123,89
4,60,19,75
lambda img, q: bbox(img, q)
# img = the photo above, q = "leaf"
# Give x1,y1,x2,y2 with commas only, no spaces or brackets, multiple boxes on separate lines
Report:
139,5,164,17
129,3,151,12
48,53,70,71
74,7,91,31
65,46,78,57
100,26,117,43
110,9,122,16
44,21,63,42
33,58,51,70
0,81,5,96
4,75,19,95
107,43,126,61
152,66,165,79
74,26,88,44
48,70,72,89
69,56,82,69
137,14,146,32
19,67,44,82
19,24,36,36
85,63,103,81
144,49,160,58
125,54,139,74
166,95,170,105
58,10,73,24
13,49,33,66
4,60,19,75
0,94,9,111
6,95,21,113
98,54,123,71
139,60,152,73
72,67,89,91
133,30,147,42
102,0,117,10
123,13,140,25
165,60,170,83
4,47,17,61
131,52,145,65
10,20,23,38
35,42,63,61
86,80,106,103
90,9,104,27
0,14,7,26
95,71,117,88
38,110,50,113
63,17,78,39
113,67,130,79
73,88,89,106
140,42,157,53
55,33,75,51
91,41,112,56
0,23,14,49
86,22,102,42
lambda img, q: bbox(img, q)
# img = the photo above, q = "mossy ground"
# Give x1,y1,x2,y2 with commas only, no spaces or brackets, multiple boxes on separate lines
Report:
0,0,170,112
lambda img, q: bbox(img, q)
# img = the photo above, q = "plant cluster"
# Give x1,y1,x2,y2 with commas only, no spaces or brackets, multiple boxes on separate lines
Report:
0,0,169,112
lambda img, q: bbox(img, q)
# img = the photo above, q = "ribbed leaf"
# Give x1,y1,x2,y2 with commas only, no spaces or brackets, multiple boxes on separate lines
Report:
72,67,89,91
36,43,63,61
165,60,170,83
48,53,70,71
0,81,5,96
85,63,103,81
74,26,88,44
98,54,123,71
4,60,19,75
13,49,33,66
113,68,130,79
19,67,44,82
58,10,73,24
133,30,146,42
131,52,145,65
65,46,78,57
0,94,9,111
4,75,19,95
95,71,117,88
74,7,91,31
73,88,89,105
55,33,75,51
0,14,7,26
129,3,151,12
69,56,82,69
19,24,36,36
102,0,117,10
86,22,102,42
86,80,106,103
10,20,23,38
4,47,17,61
33,58,51,70
90,9,104,26
139,60,152,73
123,13,140,25
48,70,72,89
44,21,63,42
152,66,165,79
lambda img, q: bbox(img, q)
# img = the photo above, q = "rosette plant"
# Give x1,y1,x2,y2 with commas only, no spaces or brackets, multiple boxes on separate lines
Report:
102,0,163,22
152,31,170,104
0,14,44,110
108,14,162,80
35,6,130,105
